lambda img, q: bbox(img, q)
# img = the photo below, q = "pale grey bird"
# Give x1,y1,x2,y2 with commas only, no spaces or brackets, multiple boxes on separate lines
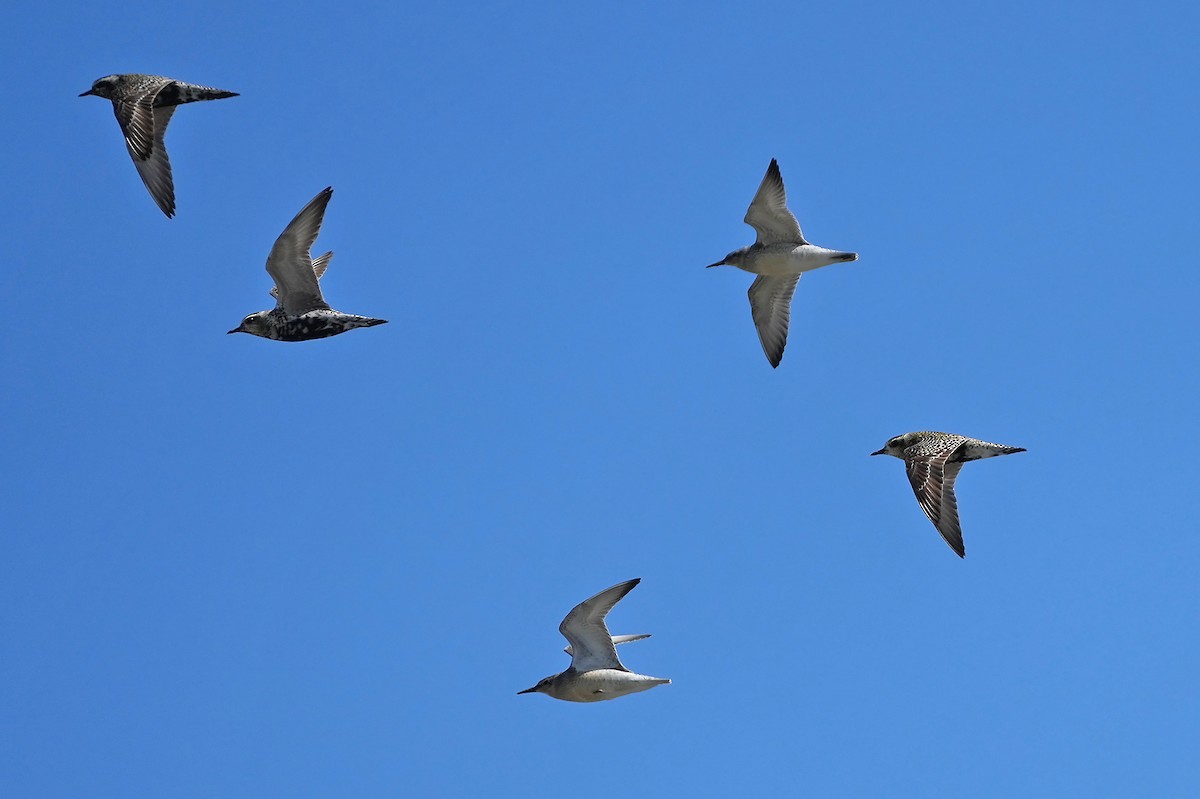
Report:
228,187,387,341
708,158,858,367
519,579,670,703
871,431,1026,558
79,74,238,217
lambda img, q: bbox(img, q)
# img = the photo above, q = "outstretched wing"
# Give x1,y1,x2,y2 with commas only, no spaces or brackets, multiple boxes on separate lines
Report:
559,579,641,672
748,274,800,368
113,79,176,217
904,450,967,557
265,188,334,316
564,633,650,656
271,251,332,305
744,158,805,245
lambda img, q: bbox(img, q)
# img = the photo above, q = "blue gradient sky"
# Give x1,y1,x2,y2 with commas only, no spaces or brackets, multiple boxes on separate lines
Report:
3,1,1198,796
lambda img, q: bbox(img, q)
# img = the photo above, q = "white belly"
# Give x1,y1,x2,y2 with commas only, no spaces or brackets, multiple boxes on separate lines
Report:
555,670,670,703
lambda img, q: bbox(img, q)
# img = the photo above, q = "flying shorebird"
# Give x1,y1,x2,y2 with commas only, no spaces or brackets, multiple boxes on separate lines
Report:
707,158,858,367
79,74,237,218
228,187,387,341
871,431,1026,558
519,579,669,703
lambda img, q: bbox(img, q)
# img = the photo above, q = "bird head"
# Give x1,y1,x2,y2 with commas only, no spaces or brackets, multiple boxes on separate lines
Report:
228,312,273,337
871,433,917,458
706,246,751,269
79,75,120,98
517,676,554,696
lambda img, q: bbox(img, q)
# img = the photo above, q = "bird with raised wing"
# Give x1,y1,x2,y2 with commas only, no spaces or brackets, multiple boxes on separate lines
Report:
80,74,237,218
228,187,387,341
519,579,669,703
708,159,858,367
871,431,1025,558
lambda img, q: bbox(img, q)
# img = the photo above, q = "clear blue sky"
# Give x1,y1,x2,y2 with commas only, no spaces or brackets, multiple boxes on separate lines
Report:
3,1,1197,796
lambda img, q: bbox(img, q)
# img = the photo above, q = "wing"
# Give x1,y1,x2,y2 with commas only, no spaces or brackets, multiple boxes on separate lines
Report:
905,451,967,557
265,188,334,316
748,274,800,368
114,81,176,217
564,633,650,656
559,578,641,672
270,251,332,303
744,158,806,245
311,251,333,281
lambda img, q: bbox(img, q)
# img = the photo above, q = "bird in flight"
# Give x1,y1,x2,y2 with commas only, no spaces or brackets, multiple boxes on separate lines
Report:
872,431,1026,557
228,187,387,341
80,74,237,218
708,158,858,367
519,578,669,702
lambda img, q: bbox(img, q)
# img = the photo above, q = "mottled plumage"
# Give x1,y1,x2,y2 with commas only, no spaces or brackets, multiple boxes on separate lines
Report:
80,73,237,217
872,431,1026,558
228,187,387,342
708,159,858,367
519,579,670,703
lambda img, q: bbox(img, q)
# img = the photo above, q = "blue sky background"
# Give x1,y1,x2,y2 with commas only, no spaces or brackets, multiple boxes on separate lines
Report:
3,1,1198,796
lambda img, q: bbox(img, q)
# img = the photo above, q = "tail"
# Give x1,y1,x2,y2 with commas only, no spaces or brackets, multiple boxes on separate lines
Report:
171,82,239,104
974,444,1026,460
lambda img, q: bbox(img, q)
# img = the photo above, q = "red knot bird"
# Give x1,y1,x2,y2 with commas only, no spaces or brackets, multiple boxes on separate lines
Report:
519,579,669,703
707,158,858,368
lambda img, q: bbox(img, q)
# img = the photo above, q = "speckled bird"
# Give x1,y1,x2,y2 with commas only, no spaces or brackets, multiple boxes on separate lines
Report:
519,579,670,703
228,187,387,342
80,74,238,218
707,158,858,368
871,431,1026,558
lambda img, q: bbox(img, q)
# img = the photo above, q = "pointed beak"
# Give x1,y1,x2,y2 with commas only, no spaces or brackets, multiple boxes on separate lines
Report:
79,89,95,97
870,448,886,456
705,260,726,269
227,327,243,335
839,252,859,262
517,686,538,695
